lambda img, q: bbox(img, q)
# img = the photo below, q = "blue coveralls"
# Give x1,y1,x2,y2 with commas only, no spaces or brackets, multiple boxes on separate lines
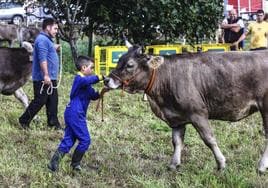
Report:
58,73,100,153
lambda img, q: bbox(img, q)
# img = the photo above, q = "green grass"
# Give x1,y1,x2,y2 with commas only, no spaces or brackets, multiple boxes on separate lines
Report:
1,38,268,187
1,72,268,187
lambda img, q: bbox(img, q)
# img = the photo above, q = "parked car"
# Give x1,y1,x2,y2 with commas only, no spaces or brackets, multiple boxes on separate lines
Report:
0,2,26,24
25,6,52,24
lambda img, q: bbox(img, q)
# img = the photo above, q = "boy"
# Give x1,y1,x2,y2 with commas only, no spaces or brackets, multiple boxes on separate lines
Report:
48,55,107,172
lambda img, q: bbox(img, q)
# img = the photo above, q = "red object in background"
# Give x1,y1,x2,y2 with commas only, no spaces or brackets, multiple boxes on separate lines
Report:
228,0,263,12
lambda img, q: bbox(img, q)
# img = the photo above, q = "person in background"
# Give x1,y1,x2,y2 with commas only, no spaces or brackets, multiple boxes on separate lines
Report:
221,9,245,50
19,18,62,130
48,55,108,172
234,9,268,50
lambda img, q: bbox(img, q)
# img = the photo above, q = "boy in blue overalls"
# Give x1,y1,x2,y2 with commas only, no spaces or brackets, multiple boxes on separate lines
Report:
48,55,107,172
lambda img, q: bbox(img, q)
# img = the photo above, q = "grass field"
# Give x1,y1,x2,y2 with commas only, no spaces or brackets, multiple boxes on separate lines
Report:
1,70,268,187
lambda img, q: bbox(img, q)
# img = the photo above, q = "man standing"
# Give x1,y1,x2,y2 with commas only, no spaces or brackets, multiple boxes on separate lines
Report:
19,18,61,130
221,9,245,50
235,9,268,50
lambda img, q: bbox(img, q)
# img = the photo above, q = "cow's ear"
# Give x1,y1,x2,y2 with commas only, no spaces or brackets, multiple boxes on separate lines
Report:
147,56,164,69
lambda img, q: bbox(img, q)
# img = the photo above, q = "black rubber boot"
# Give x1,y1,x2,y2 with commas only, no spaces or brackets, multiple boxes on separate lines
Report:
71,149,85,171
47,150,65,172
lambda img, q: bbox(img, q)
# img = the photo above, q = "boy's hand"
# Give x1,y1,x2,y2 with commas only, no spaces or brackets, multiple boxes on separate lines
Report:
98,75,110,82
102,75,110,82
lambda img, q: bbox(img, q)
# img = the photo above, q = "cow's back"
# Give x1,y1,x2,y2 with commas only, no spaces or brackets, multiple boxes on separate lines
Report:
157,51,268,121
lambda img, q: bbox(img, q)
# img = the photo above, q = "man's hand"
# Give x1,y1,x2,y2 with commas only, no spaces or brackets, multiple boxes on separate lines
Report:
231,41,239,49
54,44,61,52
43,74,51,85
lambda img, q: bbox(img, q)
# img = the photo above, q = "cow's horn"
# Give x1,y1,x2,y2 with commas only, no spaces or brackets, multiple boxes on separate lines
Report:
22,41,33,53
125,40,133,48
122,33,133,48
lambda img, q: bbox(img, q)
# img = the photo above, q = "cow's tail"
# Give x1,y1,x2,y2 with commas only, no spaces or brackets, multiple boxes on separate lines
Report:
22,41,33,53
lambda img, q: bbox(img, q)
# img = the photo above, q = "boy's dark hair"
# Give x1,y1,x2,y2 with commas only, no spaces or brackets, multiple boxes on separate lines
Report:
257,9,264,15
75,55,94,71
42,18,57,30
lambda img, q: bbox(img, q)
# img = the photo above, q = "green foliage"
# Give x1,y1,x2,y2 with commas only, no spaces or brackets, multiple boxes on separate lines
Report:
42,0,223,48
85,0,223,45
61,39,89,73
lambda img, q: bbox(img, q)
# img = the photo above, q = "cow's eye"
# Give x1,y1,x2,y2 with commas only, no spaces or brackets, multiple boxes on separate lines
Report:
126,63,134,68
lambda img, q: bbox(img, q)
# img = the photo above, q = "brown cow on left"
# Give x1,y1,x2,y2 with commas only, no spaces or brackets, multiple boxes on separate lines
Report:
0,41,33,108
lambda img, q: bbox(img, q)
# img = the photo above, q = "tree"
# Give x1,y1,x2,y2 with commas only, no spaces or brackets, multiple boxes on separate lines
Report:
84,0,223,45
42,0,89,62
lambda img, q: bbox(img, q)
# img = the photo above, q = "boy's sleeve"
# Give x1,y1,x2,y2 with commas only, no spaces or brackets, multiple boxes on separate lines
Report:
79,75,100,87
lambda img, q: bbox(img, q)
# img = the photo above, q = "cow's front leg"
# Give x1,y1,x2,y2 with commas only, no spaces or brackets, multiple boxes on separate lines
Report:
169,125,186,170
191,114,226,170
258,140,268,173
14,88,29,108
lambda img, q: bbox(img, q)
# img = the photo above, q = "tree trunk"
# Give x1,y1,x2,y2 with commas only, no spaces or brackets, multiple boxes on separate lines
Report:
69,39,78,63
86,23,94,57
88,31,94,57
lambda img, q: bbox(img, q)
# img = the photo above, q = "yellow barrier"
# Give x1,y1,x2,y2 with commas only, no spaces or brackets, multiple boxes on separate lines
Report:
201,43,230,52
94,45,128,76
94,44,230,76
146,44,183,55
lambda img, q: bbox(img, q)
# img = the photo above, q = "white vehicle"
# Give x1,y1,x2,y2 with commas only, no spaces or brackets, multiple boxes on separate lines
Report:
26,6,52,24
0,2,25,24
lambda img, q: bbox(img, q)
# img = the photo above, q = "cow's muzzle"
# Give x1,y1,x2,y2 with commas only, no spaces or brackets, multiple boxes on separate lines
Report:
104,77,121,89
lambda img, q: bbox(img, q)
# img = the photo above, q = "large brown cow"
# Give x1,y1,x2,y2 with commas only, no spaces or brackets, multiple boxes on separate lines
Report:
105,42,268,173
0,42,33,108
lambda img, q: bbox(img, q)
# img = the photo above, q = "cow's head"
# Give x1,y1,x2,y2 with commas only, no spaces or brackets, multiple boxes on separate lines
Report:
105,42,164,94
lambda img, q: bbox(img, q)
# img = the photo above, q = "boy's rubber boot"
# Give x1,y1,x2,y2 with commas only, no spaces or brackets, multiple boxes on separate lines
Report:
47,150,65,172
71,149,85,171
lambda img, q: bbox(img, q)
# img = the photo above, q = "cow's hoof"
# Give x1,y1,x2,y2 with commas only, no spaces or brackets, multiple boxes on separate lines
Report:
217,165,226,171
168,164,180,171
258,166,267,175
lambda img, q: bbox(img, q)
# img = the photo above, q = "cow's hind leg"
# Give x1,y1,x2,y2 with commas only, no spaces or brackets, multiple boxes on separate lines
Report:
191,114,226,170
169,125,186,170
258,93,268,173
14,88,29,108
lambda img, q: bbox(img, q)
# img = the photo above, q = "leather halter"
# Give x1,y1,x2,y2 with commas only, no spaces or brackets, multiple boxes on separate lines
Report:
111,68,156,94
144,69,156,94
